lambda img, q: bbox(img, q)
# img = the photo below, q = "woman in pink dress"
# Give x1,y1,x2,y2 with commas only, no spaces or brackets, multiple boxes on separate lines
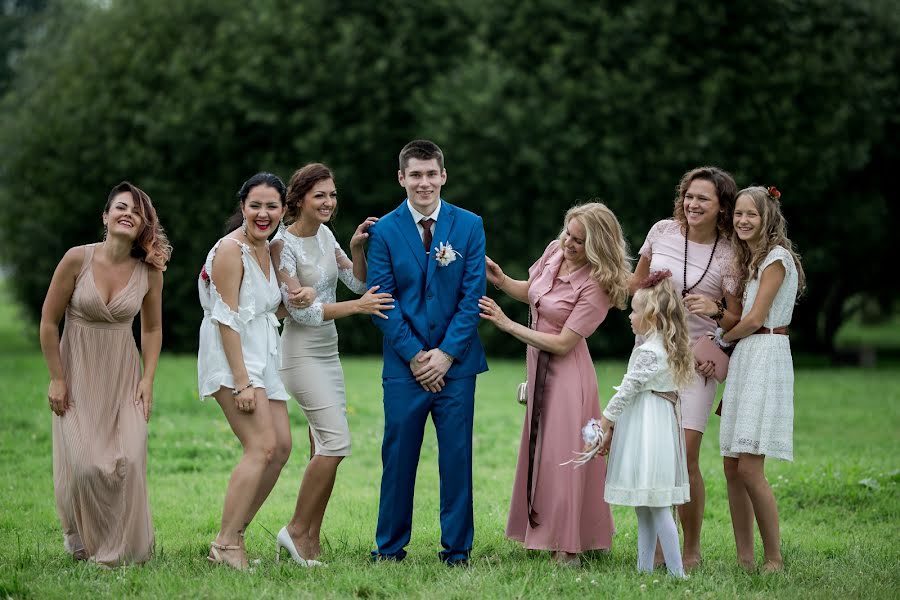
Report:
631,166,741,570
479,202,631,567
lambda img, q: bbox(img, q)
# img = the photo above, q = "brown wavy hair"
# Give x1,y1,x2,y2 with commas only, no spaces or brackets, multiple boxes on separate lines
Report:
558,202,632,310
672,166,737,236
285,163,336,226
633,277,693,389
732,186,806,298
104,182,171,271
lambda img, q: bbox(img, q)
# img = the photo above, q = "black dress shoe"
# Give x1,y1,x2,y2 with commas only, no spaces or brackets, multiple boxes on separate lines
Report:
370,552,405,563
444,558,469,568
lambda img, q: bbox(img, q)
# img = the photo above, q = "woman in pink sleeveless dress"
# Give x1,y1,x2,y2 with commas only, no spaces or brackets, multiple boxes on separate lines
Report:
479,203,631,567
631,166,741,570
40,182,170,566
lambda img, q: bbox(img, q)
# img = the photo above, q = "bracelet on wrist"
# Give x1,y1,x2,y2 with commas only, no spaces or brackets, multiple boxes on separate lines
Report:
493,274,507,291
232,382,253,396
712,327,734,350
709,299,725,322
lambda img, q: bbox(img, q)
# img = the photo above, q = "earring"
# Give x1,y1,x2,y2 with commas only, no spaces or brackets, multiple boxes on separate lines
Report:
242,217,248,236
102,224,108,241
278,216,285,234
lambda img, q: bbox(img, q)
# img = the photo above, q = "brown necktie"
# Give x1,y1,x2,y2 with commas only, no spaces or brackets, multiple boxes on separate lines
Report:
420,218,435,253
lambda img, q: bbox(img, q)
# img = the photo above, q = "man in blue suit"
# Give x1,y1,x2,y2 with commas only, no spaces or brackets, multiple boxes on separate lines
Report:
367,140,487,565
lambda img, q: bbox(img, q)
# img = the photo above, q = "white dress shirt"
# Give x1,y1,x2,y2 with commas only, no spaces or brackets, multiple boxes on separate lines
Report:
406,199,442,243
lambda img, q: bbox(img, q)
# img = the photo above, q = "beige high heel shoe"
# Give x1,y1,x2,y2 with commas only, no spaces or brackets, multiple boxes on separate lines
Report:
208,541,249,571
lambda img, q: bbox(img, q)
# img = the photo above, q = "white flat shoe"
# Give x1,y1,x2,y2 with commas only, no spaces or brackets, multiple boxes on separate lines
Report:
275,527,326,567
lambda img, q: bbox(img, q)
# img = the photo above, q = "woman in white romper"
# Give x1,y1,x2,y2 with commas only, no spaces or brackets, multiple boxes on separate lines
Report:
198,173,302,570
270,163,393,565
716,185,805,572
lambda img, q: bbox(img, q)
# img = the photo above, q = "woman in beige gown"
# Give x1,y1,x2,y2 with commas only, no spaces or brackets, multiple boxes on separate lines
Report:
40,182,170,566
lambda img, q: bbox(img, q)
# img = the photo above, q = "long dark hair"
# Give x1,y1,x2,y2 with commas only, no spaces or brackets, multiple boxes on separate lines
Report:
224,172,287,234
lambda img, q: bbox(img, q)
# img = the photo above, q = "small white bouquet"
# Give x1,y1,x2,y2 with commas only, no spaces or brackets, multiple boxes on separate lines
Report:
560,418,607,467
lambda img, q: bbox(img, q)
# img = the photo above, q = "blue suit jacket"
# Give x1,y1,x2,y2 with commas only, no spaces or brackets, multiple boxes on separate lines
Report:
367,199,488,379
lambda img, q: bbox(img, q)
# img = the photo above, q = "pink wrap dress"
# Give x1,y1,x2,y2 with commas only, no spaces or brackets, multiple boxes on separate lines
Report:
506,241,615,553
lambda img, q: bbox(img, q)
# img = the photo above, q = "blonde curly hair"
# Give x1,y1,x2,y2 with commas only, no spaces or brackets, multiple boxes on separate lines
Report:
633,277,693,389
558,202,632,309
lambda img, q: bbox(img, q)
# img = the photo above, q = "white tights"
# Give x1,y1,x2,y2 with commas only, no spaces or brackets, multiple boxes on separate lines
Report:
635,506,685,578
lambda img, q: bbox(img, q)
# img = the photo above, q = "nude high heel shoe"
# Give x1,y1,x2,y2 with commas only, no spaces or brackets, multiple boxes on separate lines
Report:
275,527,325,567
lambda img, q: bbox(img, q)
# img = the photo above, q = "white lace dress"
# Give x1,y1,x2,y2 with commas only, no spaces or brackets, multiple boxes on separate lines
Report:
272,225,367,456
197,237,289,401
603,334,690,507
720,246,798,461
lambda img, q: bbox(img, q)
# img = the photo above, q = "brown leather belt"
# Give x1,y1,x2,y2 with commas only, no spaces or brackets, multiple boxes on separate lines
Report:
754,326,788,335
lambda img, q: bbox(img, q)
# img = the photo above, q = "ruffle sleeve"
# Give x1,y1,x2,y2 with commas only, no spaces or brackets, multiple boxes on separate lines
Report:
202,238,256,332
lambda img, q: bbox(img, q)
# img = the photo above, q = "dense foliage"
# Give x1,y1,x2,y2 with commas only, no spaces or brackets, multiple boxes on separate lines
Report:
1,0,896,355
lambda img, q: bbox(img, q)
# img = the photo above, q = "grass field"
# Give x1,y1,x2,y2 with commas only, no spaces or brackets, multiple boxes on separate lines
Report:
0,292,898,598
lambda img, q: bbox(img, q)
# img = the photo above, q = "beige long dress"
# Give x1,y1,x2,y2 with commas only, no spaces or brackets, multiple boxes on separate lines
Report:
52,243,154,565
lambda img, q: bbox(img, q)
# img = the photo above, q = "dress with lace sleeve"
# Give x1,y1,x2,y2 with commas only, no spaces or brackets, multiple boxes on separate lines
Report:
603,345,662,422
274,224,366,327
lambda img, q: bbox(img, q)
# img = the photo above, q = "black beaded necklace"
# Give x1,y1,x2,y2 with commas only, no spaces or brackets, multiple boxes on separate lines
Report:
682,227,719,297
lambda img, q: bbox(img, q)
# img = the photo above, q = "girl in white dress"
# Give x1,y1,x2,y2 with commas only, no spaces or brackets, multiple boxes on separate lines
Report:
716,186,805,572
198,173,310,570
270,163,393,566
588,270,694,578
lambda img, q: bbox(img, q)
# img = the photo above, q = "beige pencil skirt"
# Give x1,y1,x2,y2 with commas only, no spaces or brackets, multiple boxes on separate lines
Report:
279,319,351,456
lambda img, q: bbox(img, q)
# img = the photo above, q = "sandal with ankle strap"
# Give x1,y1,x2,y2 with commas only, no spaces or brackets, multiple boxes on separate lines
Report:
208,541,249,571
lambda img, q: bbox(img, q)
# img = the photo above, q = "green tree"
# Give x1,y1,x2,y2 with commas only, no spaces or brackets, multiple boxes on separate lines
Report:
1,0,896,355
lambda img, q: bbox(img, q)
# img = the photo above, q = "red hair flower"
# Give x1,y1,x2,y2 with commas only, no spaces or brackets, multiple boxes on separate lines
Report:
637,269,672,289
767,186,781,201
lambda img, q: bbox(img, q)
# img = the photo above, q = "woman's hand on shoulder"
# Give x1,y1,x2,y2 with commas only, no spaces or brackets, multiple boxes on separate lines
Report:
485,256,505,288
350,217,379,252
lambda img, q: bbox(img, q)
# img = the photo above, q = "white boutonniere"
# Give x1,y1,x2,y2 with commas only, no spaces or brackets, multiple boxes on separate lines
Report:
433,241,461,267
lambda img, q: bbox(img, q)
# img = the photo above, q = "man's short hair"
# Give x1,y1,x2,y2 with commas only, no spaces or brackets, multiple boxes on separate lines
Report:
399,140,444,173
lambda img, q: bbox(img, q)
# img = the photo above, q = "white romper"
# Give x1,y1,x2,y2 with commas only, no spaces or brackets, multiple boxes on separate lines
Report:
197,237,289,401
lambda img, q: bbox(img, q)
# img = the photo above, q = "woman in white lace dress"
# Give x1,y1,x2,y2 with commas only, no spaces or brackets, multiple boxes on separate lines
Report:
270,163,393,565
717,186,805,572
597,271,695,578
197,173,298,570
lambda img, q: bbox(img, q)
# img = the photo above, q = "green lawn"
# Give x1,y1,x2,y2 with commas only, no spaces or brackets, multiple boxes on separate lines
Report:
1,310,898,598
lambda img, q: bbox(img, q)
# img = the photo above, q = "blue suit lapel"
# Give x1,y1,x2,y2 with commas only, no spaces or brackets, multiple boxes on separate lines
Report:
394,201,427,273
426,202,456,284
